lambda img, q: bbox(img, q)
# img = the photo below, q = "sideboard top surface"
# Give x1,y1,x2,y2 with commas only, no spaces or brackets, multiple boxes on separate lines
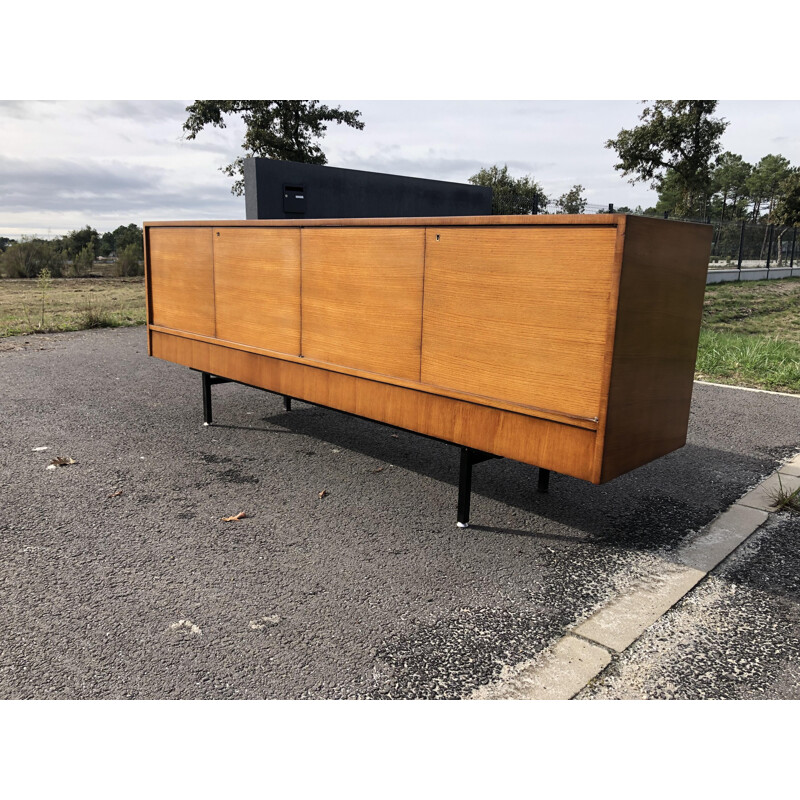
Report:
144,213,702,230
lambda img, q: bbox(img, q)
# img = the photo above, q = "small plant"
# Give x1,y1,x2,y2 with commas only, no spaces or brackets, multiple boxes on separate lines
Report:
769,474,800,513
80,293,117,329
37,267,52,329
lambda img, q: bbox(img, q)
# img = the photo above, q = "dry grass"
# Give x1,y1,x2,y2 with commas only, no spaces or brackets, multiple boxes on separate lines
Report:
0,277,146,337
702,277,800,342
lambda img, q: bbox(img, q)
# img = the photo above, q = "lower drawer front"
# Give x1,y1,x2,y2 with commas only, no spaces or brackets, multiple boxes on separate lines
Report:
150,330,600,482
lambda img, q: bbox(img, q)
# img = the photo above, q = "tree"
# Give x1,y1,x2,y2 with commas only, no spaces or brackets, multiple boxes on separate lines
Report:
116,243,142,277
747,154,792,222
0,236,16,253
711,152,752,222
183,100,365,195
0,237,65,278
775,172,800,227
112,224,143,257
73,242,95,277
468,164,548,215
654,169,699,218
63,226,99,260
98,231,115,258
606,101,728,217
556,185,587,214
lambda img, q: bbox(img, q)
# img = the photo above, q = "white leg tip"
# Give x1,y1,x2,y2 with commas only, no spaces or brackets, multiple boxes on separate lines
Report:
203,422,210,427
456,521,469,528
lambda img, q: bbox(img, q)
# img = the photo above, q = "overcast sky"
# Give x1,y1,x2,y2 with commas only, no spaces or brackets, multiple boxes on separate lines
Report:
3,99,800,238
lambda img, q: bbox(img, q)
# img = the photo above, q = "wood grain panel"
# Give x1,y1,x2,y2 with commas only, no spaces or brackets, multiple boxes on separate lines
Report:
301,227,425,380
151,331,598,481
599,216,713,482
212,227,301,354
148,324,599,430
421,226,619,421
148,227,215,336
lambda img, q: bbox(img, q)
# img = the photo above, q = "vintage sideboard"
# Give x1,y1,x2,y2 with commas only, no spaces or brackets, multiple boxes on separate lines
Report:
143,214,712,521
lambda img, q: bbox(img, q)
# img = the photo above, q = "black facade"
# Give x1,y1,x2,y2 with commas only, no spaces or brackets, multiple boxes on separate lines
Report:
243,158,492,220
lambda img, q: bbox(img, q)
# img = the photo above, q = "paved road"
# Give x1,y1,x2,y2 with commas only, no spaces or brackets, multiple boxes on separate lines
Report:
2,326,800,699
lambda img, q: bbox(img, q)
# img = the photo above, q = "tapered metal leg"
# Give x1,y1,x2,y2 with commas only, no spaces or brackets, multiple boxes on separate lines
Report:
283,395,292,412
202,372,212,425
537,467,550,493
457,447,473,528
456,447,498,528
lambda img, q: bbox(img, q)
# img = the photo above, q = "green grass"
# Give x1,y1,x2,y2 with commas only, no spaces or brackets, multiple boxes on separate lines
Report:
0,277,146,337
702,277,800,339
696,329,800,392
697,277,800,393
769,474,800,513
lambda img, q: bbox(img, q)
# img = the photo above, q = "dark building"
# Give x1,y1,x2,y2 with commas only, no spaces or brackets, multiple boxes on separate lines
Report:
244,158,492,220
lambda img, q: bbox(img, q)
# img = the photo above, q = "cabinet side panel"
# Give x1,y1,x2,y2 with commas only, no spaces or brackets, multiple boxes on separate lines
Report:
148,227,215,337
301,227,425,381
600,216,712,482
213,227,301,355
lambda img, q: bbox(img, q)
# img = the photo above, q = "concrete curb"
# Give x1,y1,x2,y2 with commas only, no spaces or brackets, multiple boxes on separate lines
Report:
471,452,800,700
471,635,612,700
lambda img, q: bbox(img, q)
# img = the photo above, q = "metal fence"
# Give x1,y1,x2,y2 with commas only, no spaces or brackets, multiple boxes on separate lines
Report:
707,220,798,269
632,213,799,270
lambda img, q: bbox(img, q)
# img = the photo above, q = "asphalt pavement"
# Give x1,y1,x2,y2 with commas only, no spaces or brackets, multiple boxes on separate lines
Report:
1,326,799,699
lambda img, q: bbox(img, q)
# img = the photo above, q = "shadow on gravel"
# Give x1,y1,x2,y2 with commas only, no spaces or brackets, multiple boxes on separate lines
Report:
239,402,778,555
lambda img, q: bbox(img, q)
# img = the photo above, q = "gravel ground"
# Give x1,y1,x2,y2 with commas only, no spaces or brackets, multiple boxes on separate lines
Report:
2,326,800,699
577,512,800,699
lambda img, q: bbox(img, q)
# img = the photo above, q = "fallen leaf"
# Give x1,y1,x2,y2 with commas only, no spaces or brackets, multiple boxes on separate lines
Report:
372,466,385,473
318,490,329,499
221,511,246,521
249,614,281,630
48,456,76,467
108,490,123,498
390,434,399,439
32,446,49,452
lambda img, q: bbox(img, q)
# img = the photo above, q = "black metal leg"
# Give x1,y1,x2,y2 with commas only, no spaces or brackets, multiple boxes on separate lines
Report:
457,448,473,528
202,371,212,425
457,447,499,528
283,395,292,412
538,467,550,493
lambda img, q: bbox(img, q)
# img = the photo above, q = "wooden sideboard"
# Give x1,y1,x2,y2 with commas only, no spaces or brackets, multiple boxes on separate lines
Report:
144,214,712,492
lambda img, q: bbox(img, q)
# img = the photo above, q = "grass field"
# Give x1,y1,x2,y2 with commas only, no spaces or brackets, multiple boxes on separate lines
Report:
698,278,800,393
0,277,146,337
2,274,799,394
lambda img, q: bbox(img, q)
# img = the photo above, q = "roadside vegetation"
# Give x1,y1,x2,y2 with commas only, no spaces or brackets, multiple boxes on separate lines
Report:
0,275,145,337
0,223,146,336
697,278,800,393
